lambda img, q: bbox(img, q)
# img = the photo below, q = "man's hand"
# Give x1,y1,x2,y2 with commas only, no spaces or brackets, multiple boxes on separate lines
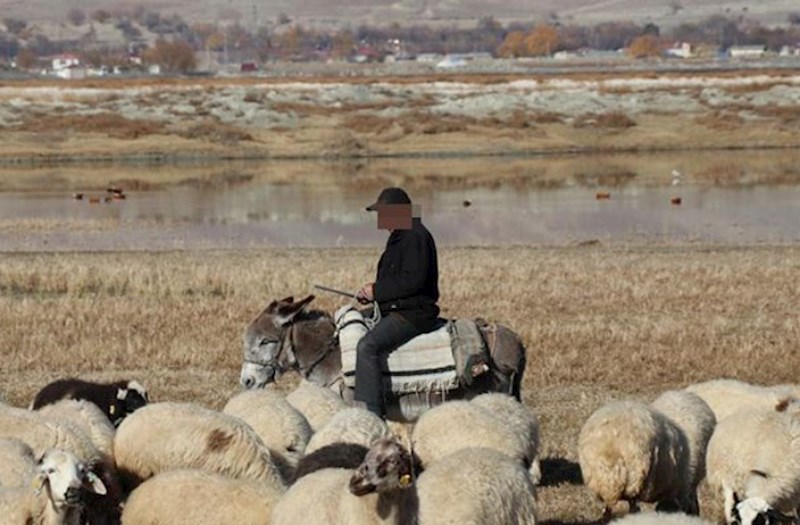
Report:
356,283,374,304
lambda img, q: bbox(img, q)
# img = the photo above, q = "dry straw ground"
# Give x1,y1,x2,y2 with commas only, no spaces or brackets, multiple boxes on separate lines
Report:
1,245,798,523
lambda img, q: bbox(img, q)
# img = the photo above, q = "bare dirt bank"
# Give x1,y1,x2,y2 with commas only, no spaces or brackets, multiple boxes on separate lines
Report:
1,70,799,165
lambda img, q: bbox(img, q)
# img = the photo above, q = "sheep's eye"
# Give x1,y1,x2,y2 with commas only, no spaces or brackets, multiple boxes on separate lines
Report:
46,468,56,474
260,339,276,346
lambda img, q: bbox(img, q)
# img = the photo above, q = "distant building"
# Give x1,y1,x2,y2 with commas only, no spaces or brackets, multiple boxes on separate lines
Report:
52,53,80,72
436,55,467,68
416,53,444,63
55,64,86,80
240,62,258,73
665,42,692,59
728,45,765,59
779,45,799,57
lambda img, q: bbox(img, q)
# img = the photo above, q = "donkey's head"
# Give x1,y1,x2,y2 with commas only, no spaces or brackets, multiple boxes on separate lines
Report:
240,295,316,389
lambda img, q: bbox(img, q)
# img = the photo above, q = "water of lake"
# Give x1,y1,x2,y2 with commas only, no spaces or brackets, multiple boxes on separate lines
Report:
1,151,798,251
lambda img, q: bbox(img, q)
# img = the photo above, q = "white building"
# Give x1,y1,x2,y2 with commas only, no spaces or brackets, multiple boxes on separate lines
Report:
665,42,692,59
728,45,765,59
52,53,80,71
55,65,86,79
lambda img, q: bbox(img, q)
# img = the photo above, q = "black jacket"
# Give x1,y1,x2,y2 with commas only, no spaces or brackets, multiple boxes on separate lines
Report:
373,218,440,332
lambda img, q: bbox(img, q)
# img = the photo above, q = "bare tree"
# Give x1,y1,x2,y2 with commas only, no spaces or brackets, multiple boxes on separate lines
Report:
67,8,86,26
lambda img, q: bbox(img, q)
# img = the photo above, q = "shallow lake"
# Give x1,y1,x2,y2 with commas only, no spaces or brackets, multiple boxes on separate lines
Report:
1,150,799,251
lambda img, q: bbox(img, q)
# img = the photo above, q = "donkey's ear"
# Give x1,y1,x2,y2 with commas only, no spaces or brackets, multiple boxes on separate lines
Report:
264,300,279,314
274,295,315,326
279,296,295,304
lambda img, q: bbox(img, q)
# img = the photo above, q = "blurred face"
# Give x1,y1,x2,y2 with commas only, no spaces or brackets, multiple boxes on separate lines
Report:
376,204,412,231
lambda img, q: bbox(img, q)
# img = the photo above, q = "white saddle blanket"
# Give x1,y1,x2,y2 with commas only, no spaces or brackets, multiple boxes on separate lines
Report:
335,306,458,394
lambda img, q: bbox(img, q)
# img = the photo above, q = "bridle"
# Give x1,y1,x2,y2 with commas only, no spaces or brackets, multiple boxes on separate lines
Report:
245,316,341,387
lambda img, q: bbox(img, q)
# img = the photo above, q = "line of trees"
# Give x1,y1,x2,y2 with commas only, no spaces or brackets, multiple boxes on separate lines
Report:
2,7,800,72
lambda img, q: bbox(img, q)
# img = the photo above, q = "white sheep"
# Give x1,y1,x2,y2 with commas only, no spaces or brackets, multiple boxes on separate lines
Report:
304,408,392,455
470,392,542,484
578,400,694,519
223,388,312,480
410,400,531,472
686,379,800,422
0,438,37,487
37,399,116,460
121,468,284,525
114,402,285,492
0,402,123,524
706,404,800,524
610,512,717,525
0,448,107,525
416,446,538,525
650,390,717,496
286,380,348,433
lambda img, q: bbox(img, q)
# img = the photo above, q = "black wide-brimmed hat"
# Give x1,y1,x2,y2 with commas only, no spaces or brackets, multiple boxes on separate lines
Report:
365,187,411,212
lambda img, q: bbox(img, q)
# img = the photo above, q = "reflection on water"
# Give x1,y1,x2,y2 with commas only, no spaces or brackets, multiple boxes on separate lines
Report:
0,153,799,251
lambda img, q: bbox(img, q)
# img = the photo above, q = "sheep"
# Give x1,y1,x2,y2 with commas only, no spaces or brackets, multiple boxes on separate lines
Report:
410,400,531,472
121,469,284,525
286,379,348,433
685,379,800,422
706,404,800,524
0,438,37,487
37,399,116,459
0,448,107,525
31,378,149,427
733,497,798,525
578,400,695,519
0,403,123,525
293,443,370,482
272,438,417,525
304,408,393,455
222,388,312,481
610,512,717,525
415,446,538,525
650,390,717,504
470,392,542,484
113,402,286,494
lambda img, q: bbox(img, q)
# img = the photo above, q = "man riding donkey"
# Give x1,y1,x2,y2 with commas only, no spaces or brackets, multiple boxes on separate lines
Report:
354,187,441,420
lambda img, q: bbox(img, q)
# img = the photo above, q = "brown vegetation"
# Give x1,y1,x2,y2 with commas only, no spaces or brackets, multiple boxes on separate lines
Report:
13,113,166,139
573,111,637,129
0,245,797,523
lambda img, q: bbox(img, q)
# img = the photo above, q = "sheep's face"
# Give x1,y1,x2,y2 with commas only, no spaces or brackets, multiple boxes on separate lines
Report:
34,450,107,509
733,497,792,525
240,295,315,389
349,439,413,496
111,380,149,426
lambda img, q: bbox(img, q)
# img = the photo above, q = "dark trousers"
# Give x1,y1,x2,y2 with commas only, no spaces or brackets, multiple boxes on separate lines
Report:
354,313,421,418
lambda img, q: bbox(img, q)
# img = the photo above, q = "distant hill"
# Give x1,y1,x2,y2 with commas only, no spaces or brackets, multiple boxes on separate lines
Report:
1,0,796,29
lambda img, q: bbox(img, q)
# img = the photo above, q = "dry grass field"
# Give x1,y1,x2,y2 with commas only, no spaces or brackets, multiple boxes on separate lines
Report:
1,245,798,523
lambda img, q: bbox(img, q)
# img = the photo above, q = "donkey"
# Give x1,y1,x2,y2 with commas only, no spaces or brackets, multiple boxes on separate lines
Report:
240,295,526,422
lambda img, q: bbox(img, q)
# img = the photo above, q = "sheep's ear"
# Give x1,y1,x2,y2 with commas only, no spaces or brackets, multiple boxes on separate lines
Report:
127,380,148,400
83,471,107,495
274,295,315,326
116,388,128,401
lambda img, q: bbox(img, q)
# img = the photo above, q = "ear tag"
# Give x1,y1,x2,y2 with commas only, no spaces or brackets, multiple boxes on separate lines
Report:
399,474,412,488
109,405,116,415
31,475,45,494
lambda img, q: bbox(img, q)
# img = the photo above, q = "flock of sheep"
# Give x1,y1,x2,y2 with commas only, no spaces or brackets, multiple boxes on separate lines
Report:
0,376,798,525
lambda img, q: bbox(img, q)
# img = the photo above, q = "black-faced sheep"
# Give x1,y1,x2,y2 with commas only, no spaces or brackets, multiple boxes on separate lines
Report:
31,378,149,427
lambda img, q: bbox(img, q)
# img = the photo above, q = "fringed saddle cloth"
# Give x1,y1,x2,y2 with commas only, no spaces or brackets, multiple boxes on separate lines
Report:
335,305,490,395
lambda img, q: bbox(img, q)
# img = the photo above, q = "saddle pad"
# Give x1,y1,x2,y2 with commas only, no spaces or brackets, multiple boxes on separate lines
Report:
335,306,459,394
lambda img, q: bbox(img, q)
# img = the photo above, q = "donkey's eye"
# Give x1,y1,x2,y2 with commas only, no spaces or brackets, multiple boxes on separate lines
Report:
260,339,275,346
